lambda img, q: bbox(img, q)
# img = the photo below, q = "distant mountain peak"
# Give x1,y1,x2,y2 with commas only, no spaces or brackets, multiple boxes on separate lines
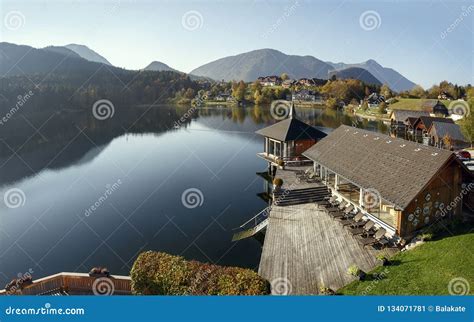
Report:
64,44,112,66
144,61,178,72
365,59,379,65
326,58,415,92
190,48,334,81
328,67,381,86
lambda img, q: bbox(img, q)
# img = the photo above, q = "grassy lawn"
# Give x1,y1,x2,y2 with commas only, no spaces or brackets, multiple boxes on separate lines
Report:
355,109,390,121
390,98,451,111
339,229,474,295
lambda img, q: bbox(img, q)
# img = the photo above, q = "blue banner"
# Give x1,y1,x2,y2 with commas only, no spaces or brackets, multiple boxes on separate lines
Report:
0,296,472,322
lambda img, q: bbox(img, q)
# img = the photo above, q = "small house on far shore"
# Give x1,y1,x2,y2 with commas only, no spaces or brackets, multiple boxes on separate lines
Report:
428,121,468,150
412,116,454,145
431,100,450,117
256,103,327,167
389,109,430,138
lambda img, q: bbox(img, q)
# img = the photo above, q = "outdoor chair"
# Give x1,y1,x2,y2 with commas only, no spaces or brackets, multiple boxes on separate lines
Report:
339,211,364,227
329,204,354,219
326,200,347,213
348,220,375,236
357,228,389,248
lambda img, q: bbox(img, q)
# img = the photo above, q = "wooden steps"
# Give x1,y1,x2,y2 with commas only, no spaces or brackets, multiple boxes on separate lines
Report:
273,186,330,206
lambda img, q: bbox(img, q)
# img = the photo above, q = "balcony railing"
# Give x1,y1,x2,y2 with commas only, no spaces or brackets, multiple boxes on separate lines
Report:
256,153,313,167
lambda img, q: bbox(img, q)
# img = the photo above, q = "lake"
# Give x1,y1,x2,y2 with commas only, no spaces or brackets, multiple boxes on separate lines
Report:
0,105,387,285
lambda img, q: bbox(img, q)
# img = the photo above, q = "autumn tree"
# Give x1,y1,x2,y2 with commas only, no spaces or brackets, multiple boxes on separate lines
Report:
409,85,425,98
232,81,247,101
280,73,289,81
459,89,474,147
380,84,392,99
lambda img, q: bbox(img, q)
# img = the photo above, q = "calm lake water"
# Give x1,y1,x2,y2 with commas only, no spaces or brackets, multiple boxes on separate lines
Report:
0,105,387,284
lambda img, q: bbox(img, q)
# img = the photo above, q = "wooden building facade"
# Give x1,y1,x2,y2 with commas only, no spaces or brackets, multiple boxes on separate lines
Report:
303,125,471,239
256,103,327,166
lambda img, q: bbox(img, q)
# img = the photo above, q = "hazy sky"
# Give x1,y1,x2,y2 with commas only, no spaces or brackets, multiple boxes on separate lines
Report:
1,0,473,88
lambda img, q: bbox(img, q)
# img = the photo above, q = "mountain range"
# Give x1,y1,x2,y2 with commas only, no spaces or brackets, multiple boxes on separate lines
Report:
190,48,333,82
0,43,124,77
326,59,416,92
0,43,416,92
328,67,382,86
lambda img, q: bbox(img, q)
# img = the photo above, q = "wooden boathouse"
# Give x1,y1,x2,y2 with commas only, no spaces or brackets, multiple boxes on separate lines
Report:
256,103,327,168
303,125,471,238
239,122,472,294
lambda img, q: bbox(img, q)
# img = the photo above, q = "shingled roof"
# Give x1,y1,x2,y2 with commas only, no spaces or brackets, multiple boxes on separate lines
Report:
303,125,457,210
255,105,327,141
415,116,454,130
390,109,430,123
429,122,467,142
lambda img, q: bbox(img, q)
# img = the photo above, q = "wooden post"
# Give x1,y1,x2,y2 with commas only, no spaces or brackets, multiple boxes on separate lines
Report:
359,188,364,207
334,174,339,191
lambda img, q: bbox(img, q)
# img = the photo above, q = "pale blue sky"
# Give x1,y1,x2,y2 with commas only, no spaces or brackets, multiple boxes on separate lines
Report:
1,0,472,88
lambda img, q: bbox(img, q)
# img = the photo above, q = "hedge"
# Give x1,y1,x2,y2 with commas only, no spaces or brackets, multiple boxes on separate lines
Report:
130,251,270,295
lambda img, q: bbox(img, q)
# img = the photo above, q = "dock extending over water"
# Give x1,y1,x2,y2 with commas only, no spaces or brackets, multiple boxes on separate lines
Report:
258,203,378,294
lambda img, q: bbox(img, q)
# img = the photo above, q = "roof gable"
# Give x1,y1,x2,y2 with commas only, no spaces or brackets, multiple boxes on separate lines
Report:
390,110,430,122
302,125,455,209
429,122,467,142
256,118,327,141
415,116,454,130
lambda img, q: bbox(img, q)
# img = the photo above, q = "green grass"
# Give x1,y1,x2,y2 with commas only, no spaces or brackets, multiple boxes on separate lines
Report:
339,230,474,295
390,98,451,111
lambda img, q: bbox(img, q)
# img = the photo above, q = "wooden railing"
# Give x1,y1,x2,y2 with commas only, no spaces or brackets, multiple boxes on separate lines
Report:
256,153,313,167
0,272,131,295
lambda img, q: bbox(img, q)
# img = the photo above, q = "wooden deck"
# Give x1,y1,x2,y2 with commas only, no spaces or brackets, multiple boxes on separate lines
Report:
274,166,323,190
258,203,378,294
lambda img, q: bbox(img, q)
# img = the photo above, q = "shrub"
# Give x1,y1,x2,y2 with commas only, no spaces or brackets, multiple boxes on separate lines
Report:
273,178,283,187
130,251,270,295
376,253,387,262
420,233,433,241
347,265,361,277
319,286,335,295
